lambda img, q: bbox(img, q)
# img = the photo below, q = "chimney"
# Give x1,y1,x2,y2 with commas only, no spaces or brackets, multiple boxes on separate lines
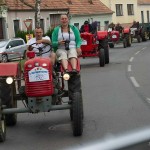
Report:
67,0,72,4
88,0,93,4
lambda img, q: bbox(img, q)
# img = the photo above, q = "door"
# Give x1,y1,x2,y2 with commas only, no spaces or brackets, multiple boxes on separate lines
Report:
50,14,61,28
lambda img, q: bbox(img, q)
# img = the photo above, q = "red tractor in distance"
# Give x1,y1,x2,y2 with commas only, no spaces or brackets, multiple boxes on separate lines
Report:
108,28,132,48
0,44,83,142
80,31,109,67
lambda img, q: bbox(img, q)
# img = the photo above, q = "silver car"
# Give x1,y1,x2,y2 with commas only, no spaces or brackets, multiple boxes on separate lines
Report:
0,38,27,62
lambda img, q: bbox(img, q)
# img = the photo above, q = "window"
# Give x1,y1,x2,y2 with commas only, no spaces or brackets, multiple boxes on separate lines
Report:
141,11,144,23
74,23,79,29
127,4,134,15
97,21,100,31
13,20,20,37
50,14,61,28
116,4,123,16
104,21,109,30
147,11,150,23
15,40,24,46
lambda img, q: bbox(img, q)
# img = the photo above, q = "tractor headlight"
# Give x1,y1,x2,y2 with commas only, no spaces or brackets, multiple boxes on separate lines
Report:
63,73,70,81
6,77,13,84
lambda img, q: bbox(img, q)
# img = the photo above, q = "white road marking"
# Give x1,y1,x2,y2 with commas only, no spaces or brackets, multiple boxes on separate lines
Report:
141,47,146,50
130,77,140,87
128,65,132,72
129,57,134,62
135,51,140,55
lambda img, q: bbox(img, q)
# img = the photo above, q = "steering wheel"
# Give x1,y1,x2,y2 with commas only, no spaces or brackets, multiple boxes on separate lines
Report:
28,42,52,56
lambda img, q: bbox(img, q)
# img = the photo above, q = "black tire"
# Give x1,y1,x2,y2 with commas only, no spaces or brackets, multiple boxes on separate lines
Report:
0,99,6,142
68,74,82,121
22,50,26,59
126,35,132,47
123,38,127,48
142,31,147,41
99,48,105,67
0,80,17,126
137,35,141,43
1,54,8,63
109,43,114,48
72,92,83,136
103,40,109,64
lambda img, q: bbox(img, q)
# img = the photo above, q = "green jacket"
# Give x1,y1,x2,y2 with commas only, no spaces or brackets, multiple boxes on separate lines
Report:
52,25,82,52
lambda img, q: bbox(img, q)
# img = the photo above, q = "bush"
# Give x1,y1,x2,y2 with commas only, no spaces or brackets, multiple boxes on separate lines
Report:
44,28,54,39
15,30,34,43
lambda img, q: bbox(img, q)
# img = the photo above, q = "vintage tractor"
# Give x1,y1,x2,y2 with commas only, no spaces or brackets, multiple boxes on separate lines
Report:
139,23,150,40
108,28,131,48
80,31,109,67
0,44,83,142
130,26,147,43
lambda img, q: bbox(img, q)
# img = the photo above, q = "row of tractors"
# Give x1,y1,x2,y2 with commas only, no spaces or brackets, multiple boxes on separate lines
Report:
0,22,150,142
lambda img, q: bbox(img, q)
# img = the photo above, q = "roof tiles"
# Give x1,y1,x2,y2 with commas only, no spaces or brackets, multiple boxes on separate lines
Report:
4,0,112,15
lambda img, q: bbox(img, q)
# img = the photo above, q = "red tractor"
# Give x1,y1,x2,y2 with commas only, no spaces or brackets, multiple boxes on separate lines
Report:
108,28,132,48
80,31,109,67
0,44,83,142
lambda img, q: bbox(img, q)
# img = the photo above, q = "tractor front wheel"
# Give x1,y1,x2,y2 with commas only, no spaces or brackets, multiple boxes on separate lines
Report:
0,99,6,142
0,80,17,126
72,92,83,136
99,48,105,67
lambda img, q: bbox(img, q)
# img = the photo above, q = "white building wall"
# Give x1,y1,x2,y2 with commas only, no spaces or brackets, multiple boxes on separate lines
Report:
7,11,52,38
137,5,150,23
100,0,137,24
70,14,112,30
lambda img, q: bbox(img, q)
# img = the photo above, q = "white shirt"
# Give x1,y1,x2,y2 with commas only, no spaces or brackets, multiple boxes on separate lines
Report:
27,36,51,57
58,28,76,49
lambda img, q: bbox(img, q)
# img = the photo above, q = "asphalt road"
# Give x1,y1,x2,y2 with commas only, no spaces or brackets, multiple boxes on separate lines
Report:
2,40,150,150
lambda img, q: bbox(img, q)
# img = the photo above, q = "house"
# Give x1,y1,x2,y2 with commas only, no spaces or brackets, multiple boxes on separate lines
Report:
0,0,113,39
100,0,150,27
100,0,138,27
138,0,150,23
65,0,113,31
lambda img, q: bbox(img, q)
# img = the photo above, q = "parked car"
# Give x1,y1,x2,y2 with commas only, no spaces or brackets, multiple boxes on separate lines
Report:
0,38,27,62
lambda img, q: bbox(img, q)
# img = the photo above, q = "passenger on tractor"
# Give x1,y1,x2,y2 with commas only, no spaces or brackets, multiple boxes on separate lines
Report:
108,22,115,31
130,21,140,29
26,27,56,64
80,20,93,33
52,14,82,74
91,21,98,34
115,23,124,33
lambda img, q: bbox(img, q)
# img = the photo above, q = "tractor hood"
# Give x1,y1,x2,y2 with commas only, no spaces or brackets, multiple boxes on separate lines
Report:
0,62,20,76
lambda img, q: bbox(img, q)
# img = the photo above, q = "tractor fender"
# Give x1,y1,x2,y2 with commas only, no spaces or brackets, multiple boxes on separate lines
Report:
123,28,130,34
0,62,20,76
97,31,108,40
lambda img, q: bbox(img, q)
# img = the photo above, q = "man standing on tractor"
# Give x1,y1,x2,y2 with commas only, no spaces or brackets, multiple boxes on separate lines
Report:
115,23,124,33
130,21,140,29
80,20,93,33
108,22,115,31
26,27,56,64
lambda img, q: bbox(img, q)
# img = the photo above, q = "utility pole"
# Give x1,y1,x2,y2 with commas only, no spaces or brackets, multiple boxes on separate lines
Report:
35,0,41,27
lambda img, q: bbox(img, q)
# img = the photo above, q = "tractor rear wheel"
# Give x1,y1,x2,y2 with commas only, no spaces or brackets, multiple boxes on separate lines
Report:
103,40,109,64
109,43,114,48
0,99,6,142
0,80,17,126
99,48,105,67
126,35,131,47
123,38,127,48
72,92,83,136
137,35,141,43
